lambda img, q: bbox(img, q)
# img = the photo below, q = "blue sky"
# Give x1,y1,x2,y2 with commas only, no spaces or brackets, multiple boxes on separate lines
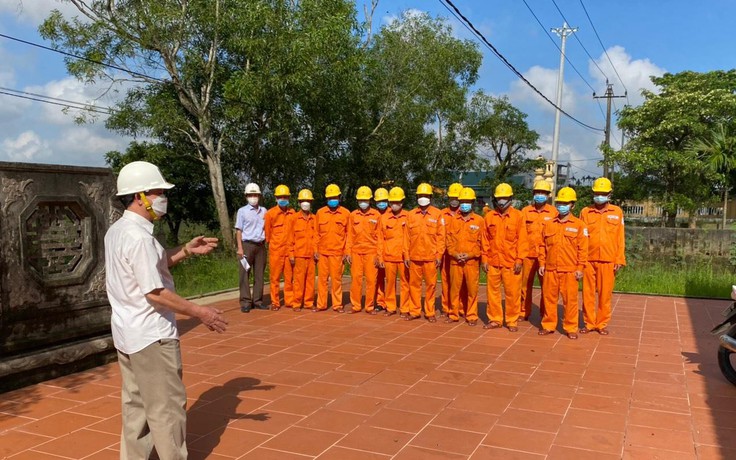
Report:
0,0,734,180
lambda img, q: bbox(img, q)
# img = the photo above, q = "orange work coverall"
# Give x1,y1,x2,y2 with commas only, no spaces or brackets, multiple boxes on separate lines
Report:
446,212,484,322
347,208,381,312
265,206,295,309
374,209,389,309
538,215,589,334
377,210,409,314
441,207,466,315
315,205,350,311
406,206,446,319
580,204,626,331
289,211,317,309
520,203,556,319
482,207,529,328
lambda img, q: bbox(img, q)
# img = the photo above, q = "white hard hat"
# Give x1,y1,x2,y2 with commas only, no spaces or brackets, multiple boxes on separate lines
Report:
116,161,174,196
245,183,261,195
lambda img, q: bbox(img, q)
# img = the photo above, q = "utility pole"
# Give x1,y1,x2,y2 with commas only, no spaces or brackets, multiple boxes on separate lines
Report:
550,22,577,198
594,83,626,180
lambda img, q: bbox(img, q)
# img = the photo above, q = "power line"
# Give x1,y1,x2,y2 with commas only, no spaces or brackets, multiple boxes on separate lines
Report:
438,0,604,133
578,0,630,105
549,0,609,83
0,86,114,113
521,0,606,124
0,90,113,115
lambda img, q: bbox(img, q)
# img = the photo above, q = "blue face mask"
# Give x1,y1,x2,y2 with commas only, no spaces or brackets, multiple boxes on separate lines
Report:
376,202,388,210
327,199,339,208
459,203,472,213
593,195,609,205
533,194,548,204
277,199,289,207
556,204,571,216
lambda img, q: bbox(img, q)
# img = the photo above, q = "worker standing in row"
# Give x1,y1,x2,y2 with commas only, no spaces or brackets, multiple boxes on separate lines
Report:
315,184,350,312
347,186,381,314
377,187,410,316
373,188,390,312
440,182,464,317
264,185,295,311
290,189,317,311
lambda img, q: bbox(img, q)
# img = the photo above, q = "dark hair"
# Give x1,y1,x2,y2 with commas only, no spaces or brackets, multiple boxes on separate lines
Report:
119,194,136,208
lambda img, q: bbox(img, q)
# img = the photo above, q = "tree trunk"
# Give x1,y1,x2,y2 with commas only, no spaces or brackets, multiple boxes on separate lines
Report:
206,154,234,251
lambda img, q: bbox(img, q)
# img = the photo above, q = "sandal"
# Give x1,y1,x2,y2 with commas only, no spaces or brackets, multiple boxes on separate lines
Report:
384,310,397,317
508,326,518,332
445,317,458,323
271,306,281,311
538,329,554,335
399,313,408,318
467,320,477,326
347,309,361,314
427,316,437,323
294,307,302,312
567,333,578,340
483,321,501,330
368,310,378,315
405,315,421,321
579,328,591,334
598,328,610,335
334,307,345,313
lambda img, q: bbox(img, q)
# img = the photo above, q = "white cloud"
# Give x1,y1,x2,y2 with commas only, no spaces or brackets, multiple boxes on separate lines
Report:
2,130,52,161
55,126,125,157
508,65,579,115
0,0,84,25
25,76,125,125
590,46,666,105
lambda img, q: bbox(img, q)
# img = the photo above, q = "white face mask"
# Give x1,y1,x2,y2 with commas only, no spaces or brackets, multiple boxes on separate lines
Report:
152,196,168,217
247,196,259,206
390,203,402,212
358,201,370,210
300,201,311,212
417,197,431,207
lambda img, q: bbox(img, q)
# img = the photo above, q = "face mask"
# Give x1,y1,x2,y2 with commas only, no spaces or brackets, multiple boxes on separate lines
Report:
449,199,460,208
533,194,548,204
277,199,289,207
496,198,510,209
327,199,339,208
247,196,259,206
459,203,472,213
358,201,370,210
417,197,431,207
300,202,311,212
593,195,609,205
152,196,168,218
376,202,388,211
556,204,571,216
390,203,402,212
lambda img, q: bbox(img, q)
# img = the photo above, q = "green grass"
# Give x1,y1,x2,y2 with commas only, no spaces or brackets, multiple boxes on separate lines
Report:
170,252,734,300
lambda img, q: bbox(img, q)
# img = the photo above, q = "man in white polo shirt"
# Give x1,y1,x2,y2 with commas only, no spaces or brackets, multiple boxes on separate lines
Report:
105,161,228,460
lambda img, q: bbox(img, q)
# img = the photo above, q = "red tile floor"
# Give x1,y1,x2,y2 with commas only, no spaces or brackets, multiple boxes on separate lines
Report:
2,280,736,459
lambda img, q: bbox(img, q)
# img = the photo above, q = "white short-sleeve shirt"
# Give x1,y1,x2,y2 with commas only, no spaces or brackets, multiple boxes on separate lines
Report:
105,210,178,354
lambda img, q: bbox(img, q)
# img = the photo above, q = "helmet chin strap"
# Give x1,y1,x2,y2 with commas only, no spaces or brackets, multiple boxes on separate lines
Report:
139,192,160,220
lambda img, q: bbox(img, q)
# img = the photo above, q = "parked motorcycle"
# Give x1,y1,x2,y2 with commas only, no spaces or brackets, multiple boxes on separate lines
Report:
711,300,736,385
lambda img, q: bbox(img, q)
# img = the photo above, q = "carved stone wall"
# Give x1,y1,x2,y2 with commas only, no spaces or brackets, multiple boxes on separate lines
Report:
0,161,121,392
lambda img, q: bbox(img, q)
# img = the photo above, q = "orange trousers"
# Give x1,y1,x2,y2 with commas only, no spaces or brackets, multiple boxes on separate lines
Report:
350,253,378,312
449,260,479,321
486,265,522,327
292,257,315,309
541,270,580,334
269,254,293,308
583,261,615,330
317,255,344,311
384,261,410,313
409,261,437,318
441,254,467,315
521,258,545,319
375,266,386,308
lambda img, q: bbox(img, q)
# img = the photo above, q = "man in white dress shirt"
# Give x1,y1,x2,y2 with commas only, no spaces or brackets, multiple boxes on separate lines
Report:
105,161,227,460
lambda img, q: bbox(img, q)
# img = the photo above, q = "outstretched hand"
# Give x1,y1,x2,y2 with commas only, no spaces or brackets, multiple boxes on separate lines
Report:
188,236,219,255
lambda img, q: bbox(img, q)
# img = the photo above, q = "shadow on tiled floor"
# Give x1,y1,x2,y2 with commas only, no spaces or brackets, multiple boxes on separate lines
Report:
2,279,736,459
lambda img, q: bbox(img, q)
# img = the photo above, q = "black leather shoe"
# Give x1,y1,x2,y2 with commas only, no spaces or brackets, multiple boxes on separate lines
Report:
241,306,251,313
255,304,269,310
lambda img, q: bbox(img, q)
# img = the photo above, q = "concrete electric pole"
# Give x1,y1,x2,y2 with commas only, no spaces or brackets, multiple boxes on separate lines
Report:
550,22,577,198
594,83,626,180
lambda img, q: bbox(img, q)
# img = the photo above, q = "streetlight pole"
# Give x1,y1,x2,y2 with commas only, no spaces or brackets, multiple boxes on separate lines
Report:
550,22,577,198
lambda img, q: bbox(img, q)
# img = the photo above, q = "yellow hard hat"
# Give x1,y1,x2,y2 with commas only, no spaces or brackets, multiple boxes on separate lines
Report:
459,187,476,201
416,183,433,195
374,187,389,201
556,187,577,202
325,183,341,198
388,187,406,201
447,182,463,198
494,183,513,198
532,180,552,193
592,177,612,193
356,186,372,200
274,184,290,197
297,189,313,201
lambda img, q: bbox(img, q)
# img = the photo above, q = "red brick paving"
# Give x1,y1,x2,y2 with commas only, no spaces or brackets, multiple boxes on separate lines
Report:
2,280,736,459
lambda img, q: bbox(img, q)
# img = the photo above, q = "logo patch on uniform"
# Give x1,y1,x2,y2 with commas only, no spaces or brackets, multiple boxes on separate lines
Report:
607,215,620,220
583,228,589,237
565,227,579,233
544,216,552,221
469,225,480,231
369,219,378,224
428,218,438,223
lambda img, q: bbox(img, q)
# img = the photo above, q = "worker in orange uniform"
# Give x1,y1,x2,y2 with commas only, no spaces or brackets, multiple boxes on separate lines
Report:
373,188,390,312
520,180,556,321
406,183,445,323
315,184,351,312
482,183,529,331
580,177,625,335
377,187,409,316
538,187,588,339
445,187,484,325
347,186,381,314
440,182,464,317
265,185,295,311
290,189,317,311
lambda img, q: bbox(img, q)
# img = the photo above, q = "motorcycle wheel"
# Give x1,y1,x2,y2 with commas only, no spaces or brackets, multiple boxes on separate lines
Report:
718,345,736,386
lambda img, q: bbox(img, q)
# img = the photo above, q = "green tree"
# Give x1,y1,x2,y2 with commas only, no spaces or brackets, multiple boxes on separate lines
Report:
613,70,736,227
688,123,736,226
